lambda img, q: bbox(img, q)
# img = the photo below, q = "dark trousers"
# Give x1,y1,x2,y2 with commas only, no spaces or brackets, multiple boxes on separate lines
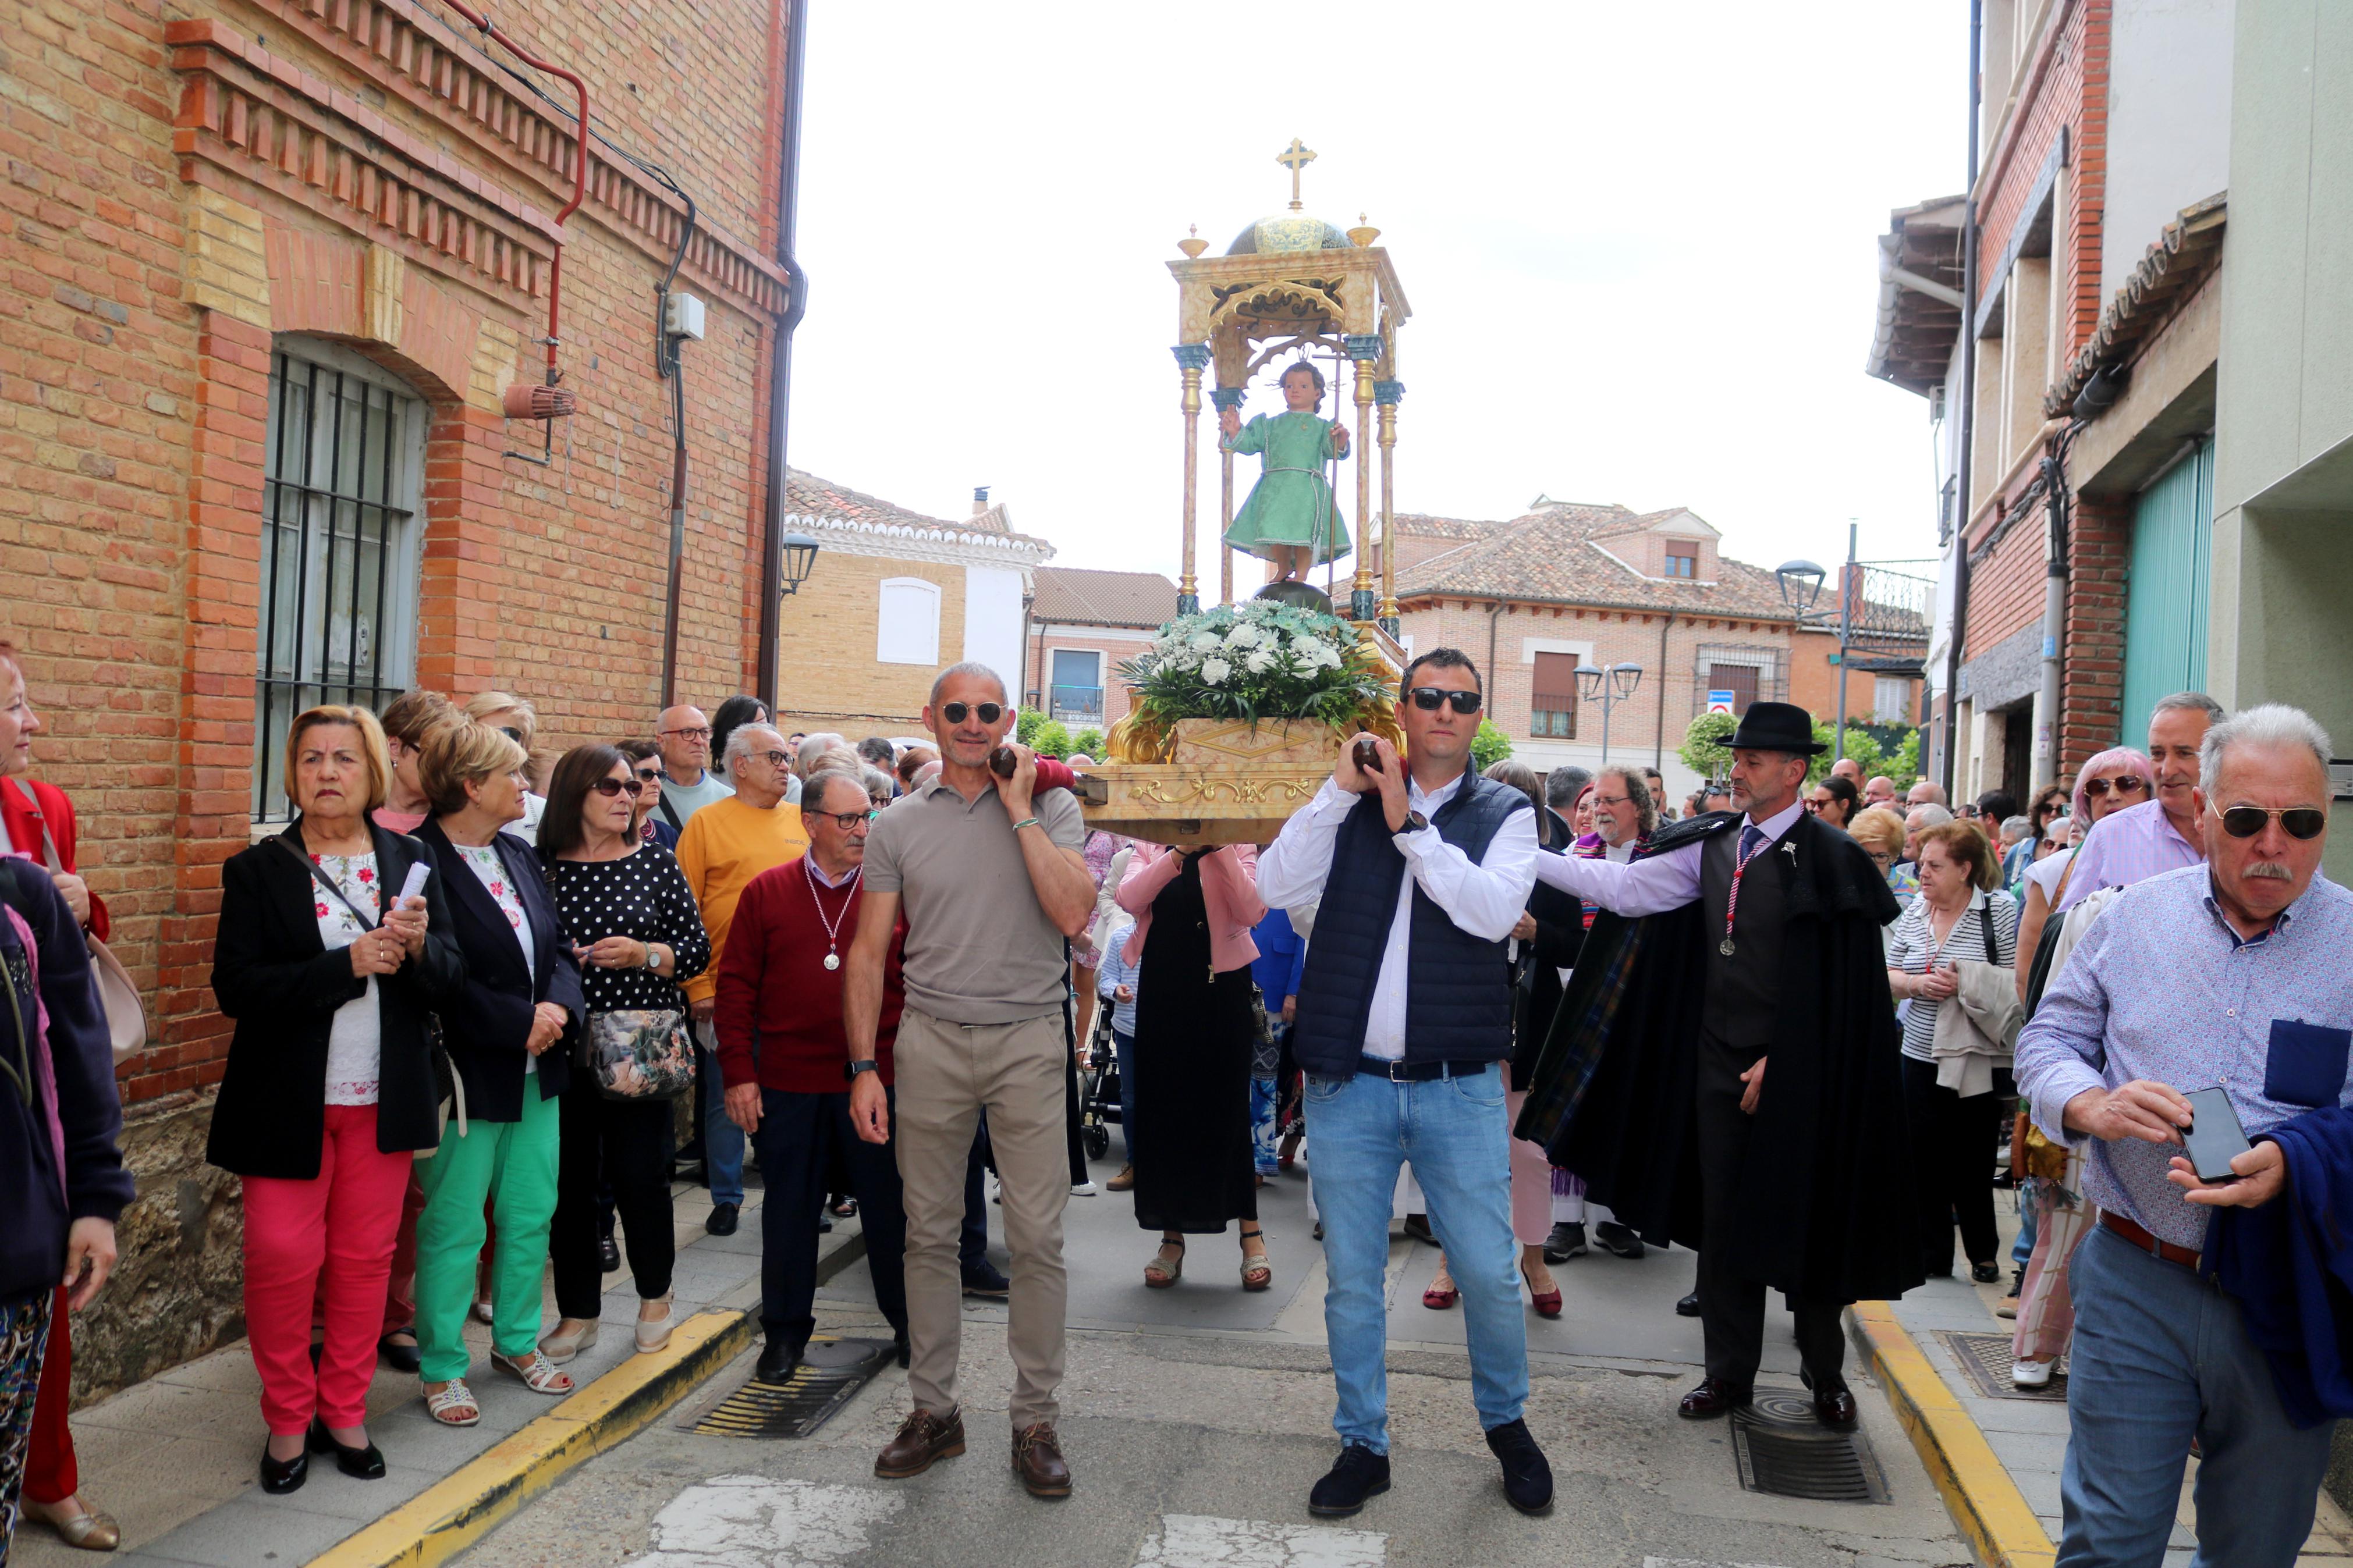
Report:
1899,1054,2002,1271
961,1122,991,1272
552,1082,675,1320
751,1085,907,1352
1064,1050,1087,1185
1695,1036,1845,1390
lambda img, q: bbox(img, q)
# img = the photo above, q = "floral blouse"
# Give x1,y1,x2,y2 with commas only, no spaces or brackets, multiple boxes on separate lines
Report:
311,852,382,1105
457,841,539,1073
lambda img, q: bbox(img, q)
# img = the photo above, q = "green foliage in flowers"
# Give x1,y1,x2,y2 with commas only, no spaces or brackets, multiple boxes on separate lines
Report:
1117,601,1389,728
1470,720,1513,772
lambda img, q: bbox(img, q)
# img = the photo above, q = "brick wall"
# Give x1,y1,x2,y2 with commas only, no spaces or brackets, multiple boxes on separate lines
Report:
1026,627,1152,734
1,0,798,1104
2058,492,2130,770
1976,0,2109,371
771,553,967,736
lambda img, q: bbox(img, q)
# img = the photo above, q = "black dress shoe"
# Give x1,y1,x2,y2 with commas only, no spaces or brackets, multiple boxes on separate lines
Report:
258,1441,308,1495
1802,1370,1858,1428
1677,1378,1752,1419
307,1418,386,1480
378,1330,421,1375
1593,1221,1647,1260
1542,1221,1587,1263
961,1263,1010,1299
705,1201,740,1237
754,1338,803,1385
893,1329,911,1368
599,1235,621,1273
1401,1213,1437,1246
1308,1443,1391,1517
1484,1417,1555,1515
1970,1260,2002,1284
1675,1291,1701,1317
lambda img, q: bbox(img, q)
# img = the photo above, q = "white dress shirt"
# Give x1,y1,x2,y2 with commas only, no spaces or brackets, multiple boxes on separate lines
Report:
1257,770,1539,1060
1534,798,1806,916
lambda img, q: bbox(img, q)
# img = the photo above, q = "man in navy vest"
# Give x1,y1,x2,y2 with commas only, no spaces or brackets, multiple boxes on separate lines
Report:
1520,701,1917,1430
1258,648,1552,1520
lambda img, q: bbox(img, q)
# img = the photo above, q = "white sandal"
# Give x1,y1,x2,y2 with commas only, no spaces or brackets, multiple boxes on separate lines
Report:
540,1320,599,1364
425,1379,482,1427
634,1293,676,1355
491,1351,576,1395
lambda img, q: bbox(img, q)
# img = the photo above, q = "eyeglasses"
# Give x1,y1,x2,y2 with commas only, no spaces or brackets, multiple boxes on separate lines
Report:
1404,687,1482,715
588,777,636,798
2214,804,2329,841
940,701,1005,726
661,726,712,741
753,750,791,769
2081,776,2150,799
1592,794,1632,808
819,808,877,830
496,726,527,745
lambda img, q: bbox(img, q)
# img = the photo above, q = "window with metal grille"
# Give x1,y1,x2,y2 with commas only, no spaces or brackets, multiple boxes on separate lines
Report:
1529,651,1578,738
1708,662,1759,714
254,343,425,822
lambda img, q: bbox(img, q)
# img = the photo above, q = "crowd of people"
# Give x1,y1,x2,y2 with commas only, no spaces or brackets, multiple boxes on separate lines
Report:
1,627,2347,1565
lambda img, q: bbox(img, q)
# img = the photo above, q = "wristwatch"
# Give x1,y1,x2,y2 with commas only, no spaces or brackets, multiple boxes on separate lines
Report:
640,942,662,971
844,1058,879,1082
1400,810,1429,834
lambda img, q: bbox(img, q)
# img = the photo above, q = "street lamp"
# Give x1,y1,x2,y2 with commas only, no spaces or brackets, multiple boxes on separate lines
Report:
1777,525,1858,760
779,532,821,595
1575,661,1643,766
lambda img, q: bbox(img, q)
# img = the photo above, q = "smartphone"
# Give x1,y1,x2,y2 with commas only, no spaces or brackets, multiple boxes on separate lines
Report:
2181,1087,2252,1184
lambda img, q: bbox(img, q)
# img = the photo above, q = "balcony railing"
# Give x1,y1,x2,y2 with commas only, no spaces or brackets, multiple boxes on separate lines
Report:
1049,684,1105,725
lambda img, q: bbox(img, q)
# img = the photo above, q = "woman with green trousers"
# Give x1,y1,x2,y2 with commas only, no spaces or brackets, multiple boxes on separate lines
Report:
411,721,585,1426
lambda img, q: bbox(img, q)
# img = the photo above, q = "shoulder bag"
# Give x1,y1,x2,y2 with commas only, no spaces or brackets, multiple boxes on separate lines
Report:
13,780,146,1063
579,1008,695,1100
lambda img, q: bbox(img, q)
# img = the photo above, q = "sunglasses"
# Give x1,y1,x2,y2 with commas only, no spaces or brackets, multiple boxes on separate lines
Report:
496,726,527,745
2081,776,2150,799
588,777,640,798
1404,687,1482,715
2214,805,2328,841
633,769,662,787
940,701,1005,726
819,808,878,830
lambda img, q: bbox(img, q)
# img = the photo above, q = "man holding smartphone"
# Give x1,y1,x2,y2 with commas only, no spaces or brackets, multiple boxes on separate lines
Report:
2016,703,2353,1568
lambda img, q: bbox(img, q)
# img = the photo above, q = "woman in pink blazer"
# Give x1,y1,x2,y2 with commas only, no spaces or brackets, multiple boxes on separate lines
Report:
1116,844,1271,1291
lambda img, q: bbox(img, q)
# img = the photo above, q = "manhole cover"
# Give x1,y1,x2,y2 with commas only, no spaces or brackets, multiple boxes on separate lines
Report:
1935,1330,2067,1401
688,1337,892,1439
1729,1393,1889,1503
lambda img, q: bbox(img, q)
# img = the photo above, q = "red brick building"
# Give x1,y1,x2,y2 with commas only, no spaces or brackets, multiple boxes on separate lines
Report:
1,0,803,1385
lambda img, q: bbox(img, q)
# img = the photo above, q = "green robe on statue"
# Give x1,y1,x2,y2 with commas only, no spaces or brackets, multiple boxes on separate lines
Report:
1221,411,1351,566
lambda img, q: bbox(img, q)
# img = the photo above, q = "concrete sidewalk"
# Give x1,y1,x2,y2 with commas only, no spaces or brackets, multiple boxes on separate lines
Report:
1859,1189,2353,1568
13,1177,853,1568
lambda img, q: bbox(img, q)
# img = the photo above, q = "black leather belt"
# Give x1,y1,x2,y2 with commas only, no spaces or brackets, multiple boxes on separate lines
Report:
1357,1055,1493,1082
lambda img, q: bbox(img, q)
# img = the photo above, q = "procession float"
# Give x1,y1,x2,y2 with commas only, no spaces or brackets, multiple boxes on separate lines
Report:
1076,141,1415,847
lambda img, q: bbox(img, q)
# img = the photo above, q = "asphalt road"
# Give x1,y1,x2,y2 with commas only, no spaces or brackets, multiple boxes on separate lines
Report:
455,1146,1973,1568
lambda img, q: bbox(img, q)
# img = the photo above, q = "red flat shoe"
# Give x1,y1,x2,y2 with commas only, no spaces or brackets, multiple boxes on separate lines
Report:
1422,1283,1459,1310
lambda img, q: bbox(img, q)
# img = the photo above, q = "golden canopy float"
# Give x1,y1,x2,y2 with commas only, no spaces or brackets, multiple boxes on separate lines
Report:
1076,141,1410,848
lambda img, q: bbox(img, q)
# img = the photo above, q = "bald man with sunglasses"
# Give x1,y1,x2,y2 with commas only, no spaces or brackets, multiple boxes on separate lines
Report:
2015,704,2352,1567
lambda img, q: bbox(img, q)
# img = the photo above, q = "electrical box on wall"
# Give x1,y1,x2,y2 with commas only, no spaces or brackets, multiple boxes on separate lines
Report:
663,291,707,341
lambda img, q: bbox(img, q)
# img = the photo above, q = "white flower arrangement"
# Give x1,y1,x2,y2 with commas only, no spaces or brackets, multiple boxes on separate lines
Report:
1119,600,1386,727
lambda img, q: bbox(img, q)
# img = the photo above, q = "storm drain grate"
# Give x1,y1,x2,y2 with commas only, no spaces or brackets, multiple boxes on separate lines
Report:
1729,1392,1890,1503
689,1337,892,1440
1935,1329,2067,1401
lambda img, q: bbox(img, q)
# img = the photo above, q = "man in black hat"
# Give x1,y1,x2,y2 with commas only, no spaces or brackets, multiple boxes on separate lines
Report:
1516,702,1918,1427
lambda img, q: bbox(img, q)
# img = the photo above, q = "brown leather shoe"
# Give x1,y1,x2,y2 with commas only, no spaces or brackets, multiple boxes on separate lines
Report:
874,1407,965,1478
1677,1377,1754,1419
1106,1164,1135,1192
1012,1421,1073,1498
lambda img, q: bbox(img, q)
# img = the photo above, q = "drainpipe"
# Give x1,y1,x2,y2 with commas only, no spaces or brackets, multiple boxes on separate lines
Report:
1487,602,1503,721
755,0,811,707
1941,0,1983,797
2034,425,2075,790
1653,610,1673,770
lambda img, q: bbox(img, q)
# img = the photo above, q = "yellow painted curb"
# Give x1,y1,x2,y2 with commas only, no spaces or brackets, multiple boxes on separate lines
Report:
308,1308,758,1568
1851,1300,2057,1568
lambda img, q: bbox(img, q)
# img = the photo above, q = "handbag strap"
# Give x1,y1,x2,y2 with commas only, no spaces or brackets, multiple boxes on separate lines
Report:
274,835,379,931
10,779,65,877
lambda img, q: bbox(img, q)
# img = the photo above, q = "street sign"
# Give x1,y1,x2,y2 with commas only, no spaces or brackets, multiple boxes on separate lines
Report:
1706,690,1736,716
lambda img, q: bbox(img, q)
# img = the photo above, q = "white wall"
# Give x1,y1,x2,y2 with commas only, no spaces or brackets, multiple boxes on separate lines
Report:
961,565,1028,693
2102,0,2235,304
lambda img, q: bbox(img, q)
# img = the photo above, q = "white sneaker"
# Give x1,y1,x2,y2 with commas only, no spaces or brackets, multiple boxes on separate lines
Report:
1070,1181,1099,1197
2012,1357,2054,1389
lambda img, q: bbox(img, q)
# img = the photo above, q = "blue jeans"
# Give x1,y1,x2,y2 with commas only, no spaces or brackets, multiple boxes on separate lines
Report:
2013,1176,2040,1270
2057,1224,2333,1568
1112,1029,1138,1163
1305,1062,1527,1452
695,1032,744,1207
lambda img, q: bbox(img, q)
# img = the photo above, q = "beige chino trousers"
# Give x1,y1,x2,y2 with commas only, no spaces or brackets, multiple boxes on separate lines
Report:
893,1005,1070,1428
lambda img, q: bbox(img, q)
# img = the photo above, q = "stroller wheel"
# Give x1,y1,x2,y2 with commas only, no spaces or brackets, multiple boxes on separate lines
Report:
1084,1125,1109,1161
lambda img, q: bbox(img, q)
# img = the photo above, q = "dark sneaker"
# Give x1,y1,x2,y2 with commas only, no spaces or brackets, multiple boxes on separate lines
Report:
1592,1221,1646,1259
961,1263,1011,1299
875,1407,965,1479
1484,1418,1553,1514
705,1201,739,1237
1542,1221,1587,1263
1308,1443,1392,1517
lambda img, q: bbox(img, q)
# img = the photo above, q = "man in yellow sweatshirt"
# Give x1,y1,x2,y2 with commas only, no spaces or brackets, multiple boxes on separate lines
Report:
677,722,810,1234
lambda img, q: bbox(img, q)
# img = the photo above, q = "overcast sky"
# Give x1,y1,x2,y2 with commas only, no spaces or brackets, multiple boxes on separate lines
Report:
788,2,1968,590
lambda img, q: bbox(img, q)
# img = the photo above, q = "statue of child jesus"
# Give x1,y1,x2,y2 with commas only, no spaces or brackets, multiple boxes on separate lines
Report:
1216,361,1351,582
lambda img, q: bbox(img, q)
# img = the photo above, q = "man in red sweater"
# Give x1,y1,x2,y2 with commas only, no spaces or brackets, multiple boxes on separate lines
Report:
716,767,910,1383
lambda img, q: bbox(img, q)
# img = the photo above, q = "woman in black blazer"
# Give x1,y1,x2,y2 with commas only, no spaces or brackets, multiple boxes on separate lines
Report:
410,721,584,1424
208,706,462,1496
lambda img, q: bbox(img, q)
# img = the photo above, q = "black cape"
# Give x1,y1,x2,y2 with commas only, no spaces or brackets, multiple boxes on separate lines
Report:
1514,809,1924,1306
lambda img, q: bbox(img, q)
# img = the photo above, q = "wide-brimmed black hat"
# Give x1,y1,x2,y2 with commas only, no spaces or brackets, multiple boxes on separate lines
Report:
1724,701,1826,755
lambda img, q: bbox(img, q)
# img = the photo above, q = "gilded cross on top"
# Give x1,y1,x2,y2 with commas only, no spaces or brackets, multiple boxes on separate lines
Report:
1277,138,1316,209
